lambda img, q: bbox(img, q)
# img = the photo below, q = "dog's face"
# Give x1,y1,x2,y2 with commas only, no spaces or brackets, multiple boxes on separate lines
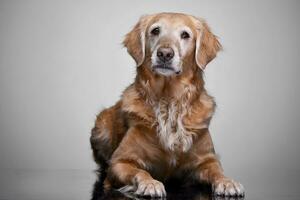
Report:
147,15,195,76
123,13,221,76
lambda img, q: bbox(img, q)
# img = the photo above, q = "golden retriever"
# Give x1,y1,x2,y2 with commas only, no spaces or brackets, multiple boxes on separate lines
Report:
90,12,245,198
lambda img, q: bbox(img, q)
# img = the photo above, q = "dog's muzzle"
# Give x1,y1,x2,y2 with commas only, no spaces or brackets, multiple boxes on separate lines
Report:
152,47,181,75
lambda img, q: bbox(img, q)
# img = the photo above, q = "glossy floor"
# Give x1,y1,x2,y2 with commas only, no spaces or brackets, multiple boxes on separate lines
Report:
0,169,299,200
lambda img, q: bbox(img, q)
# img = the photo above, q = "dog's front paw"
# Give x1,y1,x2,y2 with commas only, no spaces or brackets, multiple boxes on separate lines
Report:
213,177,245,197
135,179,166,198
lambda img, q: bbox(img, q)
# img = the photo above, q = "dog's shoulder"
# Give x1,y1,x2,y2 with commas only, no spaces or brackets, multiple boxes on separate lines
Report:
121,84,155,124
183,90,216,130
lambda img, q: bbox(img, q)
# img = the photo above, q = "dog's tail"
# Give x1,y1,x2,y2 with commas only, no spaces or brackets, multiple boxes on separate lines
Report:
90,126,109,199
91,165,108,200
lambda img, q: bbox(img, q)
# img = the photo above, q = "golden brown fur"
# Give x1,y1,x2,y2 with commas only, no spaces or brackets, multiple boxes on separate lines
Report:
90,12,244,197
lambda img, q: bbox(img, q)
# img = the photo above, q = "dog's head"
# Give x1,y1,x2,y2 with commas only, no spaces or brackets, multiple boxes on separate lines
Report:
123,13,222,76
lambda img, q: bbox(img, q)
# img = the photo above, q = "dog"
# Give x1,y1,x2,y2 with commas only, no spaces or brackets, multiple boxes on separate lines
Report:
90,12,245,198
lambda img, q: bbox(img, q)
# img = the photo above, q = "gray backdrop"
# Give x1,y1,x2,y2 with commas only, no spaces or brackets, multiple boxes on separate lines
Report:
0,0,299,191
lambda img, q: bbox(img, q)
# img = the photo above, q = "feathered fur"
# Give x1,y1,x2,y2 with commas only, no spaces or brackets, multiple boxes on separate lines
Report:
90,12,244,197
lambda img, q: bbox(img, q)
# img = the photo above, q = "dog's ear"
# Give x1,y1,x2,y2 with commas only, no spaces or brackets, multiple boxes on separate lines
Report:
193,18,222,70
123,15,152,66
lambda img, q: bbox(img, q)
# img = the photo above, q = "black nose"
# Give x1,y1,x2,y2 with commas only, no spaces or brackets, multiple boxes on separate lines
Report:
157,47,174,62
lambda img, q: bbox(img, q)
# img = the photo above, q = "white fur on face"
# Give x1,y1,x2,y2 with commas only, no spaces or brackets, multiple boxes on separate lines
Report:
147,20,194,76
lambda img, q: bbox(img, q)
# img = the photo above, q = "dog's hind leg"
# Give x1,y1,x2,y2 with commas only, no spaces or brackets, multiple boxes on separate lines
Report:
90,102,127,182
90,117,113,168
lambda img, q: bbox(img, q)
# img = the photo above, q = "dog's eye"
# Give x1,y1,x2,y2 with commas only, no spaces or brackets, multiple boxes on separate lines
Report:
181,31,190,39
151,27,160,36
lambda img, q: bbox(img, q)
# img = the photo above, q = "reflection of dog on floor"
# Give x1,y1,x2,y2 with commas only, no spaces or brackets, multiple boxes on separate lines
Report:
91,172,215,200
90,12,245,198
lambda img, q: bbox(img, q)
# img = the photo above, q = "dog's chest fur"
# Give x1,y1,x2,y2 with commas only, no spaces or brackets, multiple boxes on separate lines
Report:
122,85,215,153
155,100,194,152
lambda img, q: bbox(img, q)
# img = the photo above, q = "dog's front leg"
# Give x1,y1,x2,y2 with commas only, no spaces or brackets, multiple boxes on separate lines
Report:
191,130,245,197
107,126,166,198
196,159,244,197
109,161,166,197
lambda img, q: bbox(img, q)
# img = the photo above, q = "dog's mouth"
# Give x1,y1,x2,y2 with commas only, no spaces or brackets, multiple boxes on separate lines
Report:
152,64,181,75
153,64,174,71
